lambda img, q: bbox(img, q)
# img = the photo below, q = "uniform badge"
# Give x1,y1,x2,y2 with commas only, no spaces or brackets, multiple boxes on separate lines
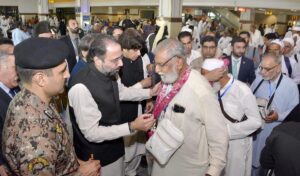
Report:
28,157,50,172
56,124,62,134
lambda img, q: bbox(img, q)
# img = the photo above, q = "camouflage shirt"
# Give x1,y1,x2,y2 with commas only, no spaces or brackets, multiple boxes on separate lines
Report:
2,89,80,175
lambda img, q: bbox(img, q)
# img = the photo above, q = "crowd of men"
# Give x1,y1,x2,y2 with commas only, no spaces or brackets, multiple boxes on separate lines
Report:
0,14,299,176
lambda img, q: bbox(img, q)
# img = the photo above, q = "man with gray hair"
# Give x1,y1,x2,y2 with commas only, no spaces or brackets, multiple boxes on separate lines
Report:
150,39,229,176
267,40,300,87
0,38,17,176
251,53,299,175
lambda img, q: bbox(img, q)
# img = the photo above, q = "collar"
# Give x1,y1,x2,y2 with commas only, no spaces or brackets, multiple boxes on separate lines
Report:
70,34,79,41
231,55,242,62
0,81,10,95
122,56,135,63
89,63,115,82
220,74,234,93
21,88,61,121
269,73,282,85
22,88,48,111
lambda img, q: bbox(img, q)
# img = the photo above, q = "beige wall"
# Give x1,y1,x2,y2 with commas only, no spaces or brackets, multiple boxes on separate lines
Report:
91,6,157,23
255,13,288,35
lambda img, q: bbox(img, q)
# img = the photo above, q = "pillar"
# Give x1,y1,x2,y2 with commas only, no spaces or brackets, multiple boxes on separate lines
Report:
158,0,183,38
239,8,255,31
75,0,91,28
276,14,288,35
37,0,49,21
107,7,113,25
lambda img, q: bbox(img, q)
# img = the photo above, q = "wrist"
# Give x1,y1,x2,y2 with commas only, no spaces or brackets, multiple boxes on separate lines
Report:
128,122,135,133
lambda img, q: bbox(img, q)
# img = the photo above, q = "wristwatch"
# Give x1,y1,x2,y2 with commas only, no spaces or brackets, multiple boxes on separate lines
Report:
128,122,135,133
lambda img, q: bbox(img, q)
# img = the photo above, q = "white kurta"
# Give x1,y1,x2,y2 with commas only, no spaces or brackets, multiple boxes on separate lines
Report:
124,56,151,176
250,29,264,47
218,75,262,176
218,36,232,52
151,70,229,176
68,81,150,143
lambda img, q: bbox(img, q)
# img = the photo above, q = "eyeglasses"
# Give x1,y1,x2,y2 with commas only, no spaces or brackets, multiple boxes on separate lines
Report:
154,56,177,68
258,64,279,72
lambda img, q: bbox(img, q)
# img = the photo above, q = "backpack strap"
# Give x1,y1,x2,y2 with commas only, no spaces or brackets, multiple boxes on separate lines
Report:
218,91,248,123
284,56,292,77
252,47,257,58
294,54,298,63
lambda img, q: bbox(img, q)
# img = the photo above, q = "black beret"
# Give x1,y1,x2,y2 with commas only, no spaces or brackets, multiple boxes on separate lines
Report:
14,37,69,69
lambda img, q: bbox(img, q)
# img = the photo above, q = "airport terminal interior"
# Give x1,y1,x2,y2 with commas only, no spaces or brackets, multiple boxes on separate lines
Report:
0,0,300,176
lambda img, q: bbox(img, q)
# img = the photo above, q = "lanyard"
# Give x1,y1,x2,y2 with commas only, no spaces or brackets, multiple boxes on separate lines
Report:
268,81,272,98
218,78,235,100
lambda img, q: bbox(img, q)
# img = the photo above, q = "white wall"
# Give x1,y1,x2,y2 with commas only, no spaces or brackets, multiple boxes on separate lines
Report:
0,0,39,13
184,0,300,10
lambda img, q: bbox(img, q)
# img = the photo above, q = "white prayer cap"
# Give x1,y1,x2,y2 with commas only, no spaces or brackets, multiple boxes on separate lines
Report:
270,39,284,49
288,27,292,31
181,26,192,33
282,38,295,47
202,58,224,71
292,26,300,32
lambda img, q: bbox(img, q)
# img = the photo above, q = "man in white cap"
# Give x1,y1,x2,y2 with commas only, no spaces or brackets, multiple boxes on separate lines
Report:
283,37,300,93
202,59,262,176
268,39,300,87
292,24,300,54
284,27,293,38
282,37,296,58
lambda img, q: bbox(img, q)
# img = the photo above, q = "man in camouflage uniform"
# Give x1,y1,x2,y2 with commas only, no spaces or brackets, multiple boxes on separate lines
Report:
2,37,100,175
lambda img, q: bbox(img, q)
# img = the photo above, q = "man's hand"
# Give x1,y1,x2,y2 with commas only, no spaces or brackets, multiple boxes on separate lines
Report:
145,100,154,113
140,77,152,88
0,165,8,176
131,114,155,132
150,82,161,97
78,159,101,176
265,111,278,123
253,57,259,65
204,67,226,82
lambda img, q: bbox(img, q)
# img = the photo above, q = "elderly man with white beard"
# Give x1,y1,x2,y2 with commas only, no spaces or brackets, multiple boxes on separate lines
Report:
201,59,262,176
268,40,300,88
150,39,229,176
282,37,300,94
251,53,299,176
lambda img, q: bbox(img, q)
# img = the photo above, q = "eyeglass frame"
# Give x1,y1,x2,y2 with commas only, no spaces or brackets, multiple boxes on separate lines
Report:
154,55,178,68
258,64,279,72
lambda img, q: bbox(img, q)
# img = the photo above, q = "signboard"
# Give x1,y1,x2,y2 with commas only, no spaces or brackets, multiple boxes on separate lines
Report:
83,15,90,21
